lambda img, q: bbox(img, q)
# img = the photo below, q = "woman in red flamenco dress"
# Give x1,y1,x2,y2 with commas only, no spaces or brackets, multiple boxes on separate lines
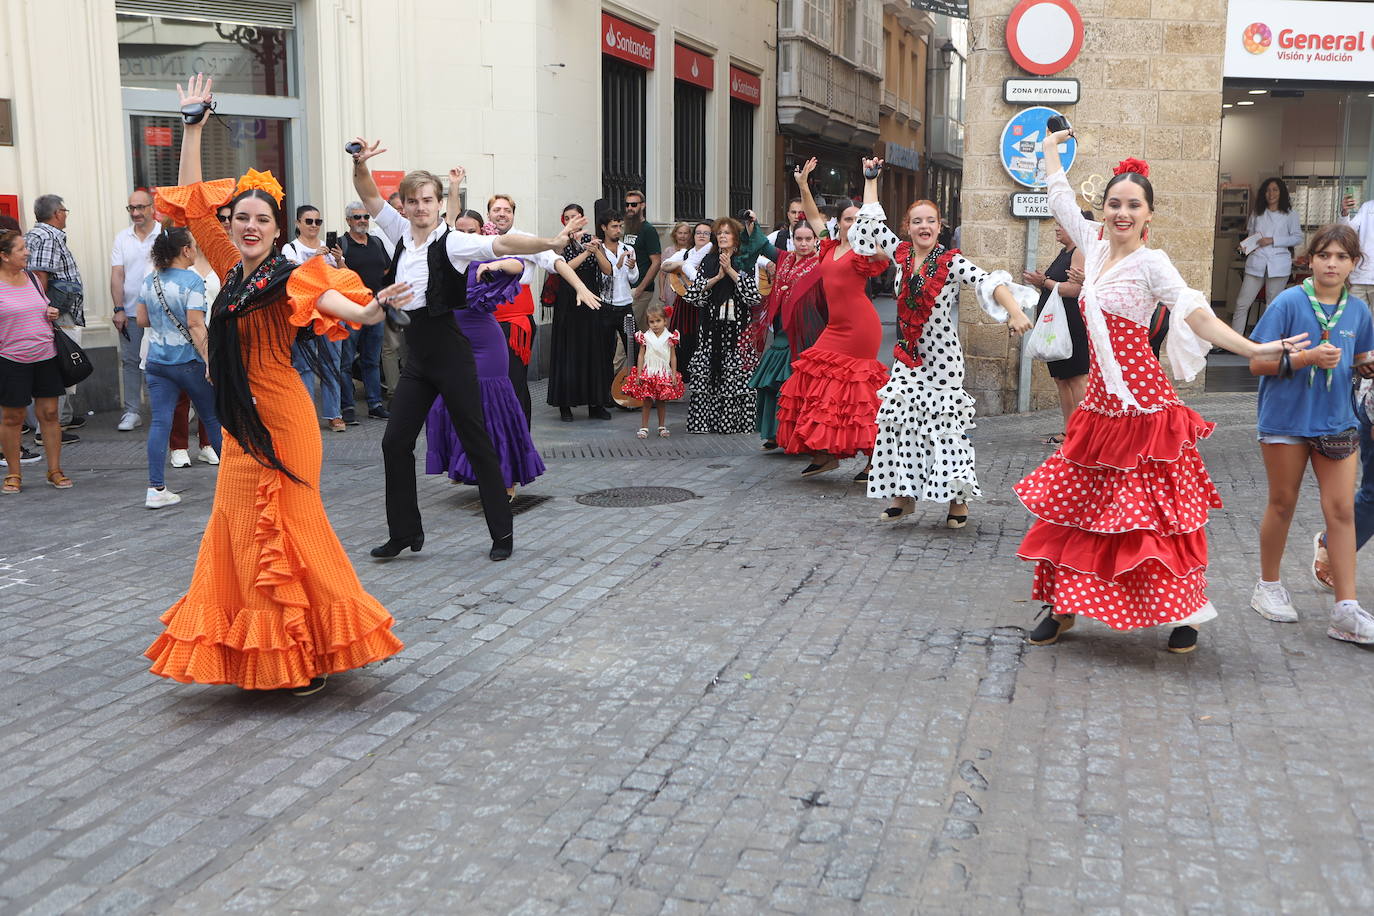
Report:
1019,130,1308,654
772,158,890,478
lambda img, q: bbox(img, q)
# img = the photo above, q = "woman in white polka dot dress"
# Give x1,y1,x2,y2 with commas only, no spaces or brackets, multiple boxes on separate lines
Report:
850,161,1035,528
1019,129,1309,654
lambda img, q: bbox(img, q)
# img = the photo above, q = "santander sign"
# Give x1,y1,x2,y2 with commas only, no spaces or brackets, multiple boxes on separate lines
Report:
602,13,655,68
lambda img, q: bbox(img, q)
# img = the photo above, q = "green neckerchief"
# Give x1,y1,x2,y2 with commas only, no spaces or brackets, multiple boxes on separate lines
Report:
1301,278,1347,390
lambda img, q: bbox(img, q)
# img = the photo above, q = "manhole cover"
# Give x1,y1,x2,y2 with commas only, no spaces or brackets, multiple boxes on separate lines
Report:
576,486,697,508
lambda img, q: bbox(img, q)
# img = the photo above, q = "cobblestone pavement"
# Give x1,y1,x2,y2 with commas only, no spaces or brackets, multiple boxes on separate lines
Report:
4,361,1374,914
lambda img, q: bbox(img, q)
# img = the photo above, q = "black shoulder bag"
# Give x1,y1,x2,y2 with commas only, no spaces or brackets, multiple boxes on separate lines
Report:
26,271,92,386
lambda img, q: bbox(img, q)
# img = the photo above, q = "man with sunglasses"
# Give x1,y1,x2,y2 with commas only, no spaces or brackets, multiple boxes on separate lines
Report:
618,190,661,369
109,190,160,432
337,201,390,421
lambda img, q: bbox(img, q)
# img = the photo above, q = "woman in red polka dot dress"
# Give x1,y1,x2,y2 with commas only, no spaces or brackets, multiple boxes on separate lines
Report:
1019,129,1310,654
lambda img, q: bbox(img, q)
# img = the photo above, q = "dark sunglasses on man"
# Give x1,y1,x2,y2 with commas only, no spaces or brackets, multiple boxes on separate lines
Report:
348,214,371,221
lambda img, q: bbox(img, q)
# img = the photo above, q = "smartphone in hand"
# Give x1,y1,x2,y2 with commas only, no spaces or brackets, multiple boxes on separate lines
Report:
325,231,339,249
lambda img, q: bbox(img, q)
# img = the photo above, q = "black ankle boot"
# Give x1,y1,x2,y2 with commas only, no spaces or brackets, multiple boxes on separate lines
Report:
588,405,612,420
489,533,513,561
559,406,574,422
371,533,424,559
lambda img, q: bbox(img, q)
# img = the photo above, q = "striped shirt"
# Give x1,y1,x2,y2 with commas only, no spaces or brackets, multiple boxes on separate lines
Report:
0,277,55,363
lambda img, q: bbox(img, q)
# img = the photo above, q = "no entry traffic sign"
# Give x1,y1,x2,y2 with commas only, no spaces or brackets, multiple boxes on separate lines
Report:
1006,0,1084,76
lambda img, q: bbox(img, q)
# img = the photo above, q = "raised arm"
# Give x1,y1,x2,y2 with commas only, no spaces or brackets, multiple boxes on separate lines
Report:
861,157,882,205
176,73,212,187
1041,129,1094,253
446,167,465,228
794,158,826,239
350,138,389,216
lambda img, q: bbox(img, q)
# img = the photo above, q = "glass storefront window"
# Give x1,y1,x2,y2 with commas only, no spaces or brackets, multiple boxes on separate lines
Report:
118,15,293,97
130,114,291,207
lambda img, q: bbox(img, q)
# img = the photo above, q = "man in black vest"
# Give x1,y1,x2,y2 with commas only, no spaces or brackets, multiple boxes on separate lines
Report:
352,140,591,561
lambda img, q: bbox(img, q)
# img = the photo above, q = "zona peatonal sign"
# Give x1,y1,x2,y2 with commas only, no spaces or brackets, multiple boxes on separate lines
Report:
1224,0,1374,81
1003,78,1079,105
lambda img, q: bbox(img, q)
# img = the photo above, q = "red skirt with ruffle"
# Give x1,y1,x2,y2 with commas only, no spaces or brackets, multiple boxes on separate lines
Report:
1015,401,1221,630
775,347,889,458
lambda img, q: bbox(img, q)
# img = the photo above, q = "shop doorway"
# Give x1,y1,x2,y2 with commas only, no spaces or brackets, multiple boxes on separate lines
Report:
1208,83,1373,392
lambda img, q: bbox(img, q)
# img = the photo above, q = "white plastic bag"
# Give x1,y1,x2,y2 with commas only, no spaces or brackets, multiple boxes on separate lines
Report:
1024,283,1073,362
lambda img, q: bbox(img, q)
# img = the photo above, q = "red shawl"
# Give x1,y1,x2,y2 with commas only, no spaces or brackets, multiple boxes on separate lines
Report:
745,250,825,366
894,242,957,369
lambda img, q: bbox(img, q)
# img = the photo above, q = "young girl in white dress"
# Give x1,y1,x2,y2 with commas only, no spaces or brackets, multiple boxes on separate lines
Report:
624,303,684,438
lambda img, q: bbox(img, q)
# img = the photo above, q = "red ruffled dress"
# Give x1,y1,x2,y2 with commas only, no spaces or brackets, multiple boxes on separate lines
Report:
1015,170,1221,630
623,329,685,401
774,239,890,458
144,179,403,688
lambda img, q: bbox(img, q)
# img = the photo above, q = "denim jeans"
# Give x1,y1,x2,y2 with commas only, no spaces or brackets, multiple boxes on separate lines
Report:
292,335,342,420
146,360,221,488
339,323,384,410
1356,413,1374,551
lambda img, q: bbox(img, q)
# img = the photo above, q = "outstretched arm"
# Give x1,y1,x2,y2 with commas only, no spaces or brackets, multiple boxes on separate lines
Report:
491,216,586,257
552,258,602,310
794,158,826,238
350,138,389,216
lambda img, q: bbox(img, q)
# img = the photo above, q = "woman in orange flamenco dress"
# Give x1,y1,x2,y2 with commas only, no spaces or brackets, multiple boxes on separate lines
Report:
144,75,411,695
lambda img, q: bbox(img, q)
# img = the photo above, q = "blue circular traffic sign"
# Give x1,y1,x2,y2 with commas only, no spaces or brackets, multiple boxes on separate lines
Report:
999,106,1076,189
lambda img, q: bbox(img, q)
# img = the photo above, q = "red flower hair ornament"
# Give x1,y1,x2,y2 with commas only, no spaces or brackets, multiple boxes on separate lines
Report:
1113,158,1150,178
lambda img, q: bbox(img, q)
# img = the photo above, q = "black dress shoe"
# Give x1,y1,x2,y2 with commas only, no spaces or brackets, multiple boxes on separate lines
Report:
489,533,513,561
371,533,424,559
588,406,612,420
559,406,574,422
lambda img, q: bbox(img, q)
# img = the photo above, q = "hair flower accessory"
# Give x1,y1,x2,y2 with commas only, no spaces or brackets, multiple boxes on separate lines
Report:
1113,158,1150,178
235,168,285,206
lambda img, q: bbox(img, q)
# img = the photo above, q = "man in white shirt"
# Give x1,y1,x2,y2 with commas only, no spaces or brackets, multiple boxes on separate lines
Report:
486,193,562,424
110,189,160,431
351,140,590,561
592,209,640,388
1344,193,1374,305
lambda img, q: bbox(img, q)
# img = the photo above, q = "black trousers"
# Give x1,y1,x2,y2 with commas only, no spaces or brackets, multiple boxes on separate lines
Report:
498,319,534,427
382,309,512,542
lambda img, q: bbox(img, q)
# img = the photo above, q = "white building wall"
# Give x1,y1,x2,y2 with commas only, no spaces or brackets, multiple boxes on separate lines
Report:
0,0,774,367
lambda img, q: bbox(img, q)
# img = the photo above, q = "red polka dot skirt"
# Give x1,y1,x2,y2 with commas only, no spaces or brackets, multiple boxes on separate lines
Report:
1015,315,1222,630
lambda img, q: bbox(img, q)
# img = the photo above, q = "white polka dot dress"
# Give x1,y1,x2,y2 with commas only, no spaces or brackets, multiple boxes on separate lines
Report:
1014,170,1224,631
849,206,1038,504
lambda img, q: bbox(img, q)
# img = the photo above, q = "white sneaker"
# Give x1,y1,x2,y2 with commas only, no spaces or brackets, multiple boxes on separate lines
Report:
1329,602,1374,645
197,445,219,465
1250,581,1298,623
117,412,142,431
145,487,181,509
169,449,191,468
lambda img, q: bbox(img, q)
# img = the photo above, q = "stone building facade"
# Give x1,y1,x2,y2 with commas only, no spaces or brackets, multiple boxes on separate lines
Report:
958,0,1227,415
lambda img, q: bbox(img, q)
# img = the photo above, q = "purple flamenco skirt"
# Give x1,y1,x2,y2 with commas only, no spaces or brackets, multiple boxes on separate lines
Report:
425,378,546,488
424,302,546,489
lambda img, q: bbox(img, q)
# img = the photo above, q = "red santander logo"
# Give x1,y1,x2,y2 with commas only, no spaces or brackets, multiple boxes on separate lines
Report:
1243,22,1272,54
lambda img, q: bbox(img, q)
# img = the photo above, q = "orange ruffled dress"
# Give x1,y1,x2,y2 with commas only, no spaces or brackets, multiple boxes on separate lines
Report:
144,179,403,689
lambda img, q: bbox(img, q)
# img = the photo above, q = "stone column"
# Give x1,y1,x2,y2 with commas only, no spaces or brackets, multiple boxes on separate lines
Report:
960,0,1227,414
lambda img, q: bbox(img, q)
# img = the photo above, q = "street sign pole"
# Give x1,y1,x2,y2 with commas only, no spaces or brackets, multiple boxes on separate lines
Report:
1018,218,1038,414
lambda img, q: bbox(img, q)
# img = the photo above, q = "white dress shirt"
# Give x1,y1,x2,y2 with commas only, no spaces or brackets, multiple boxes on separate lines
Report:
506,227,563,285
374,204,496,311
601,240,640,306
1243,208,1303,279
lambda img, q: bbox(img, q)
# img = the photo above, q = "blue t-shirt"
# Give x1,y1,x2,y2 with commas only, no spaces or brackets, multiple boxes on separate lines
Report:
137,268,206,366
1251,285,1374,436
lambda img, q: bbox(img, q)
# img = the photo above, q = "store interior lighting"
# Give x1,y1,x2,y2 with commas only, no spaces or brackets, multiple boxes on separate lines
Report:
1248,89,1267,95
